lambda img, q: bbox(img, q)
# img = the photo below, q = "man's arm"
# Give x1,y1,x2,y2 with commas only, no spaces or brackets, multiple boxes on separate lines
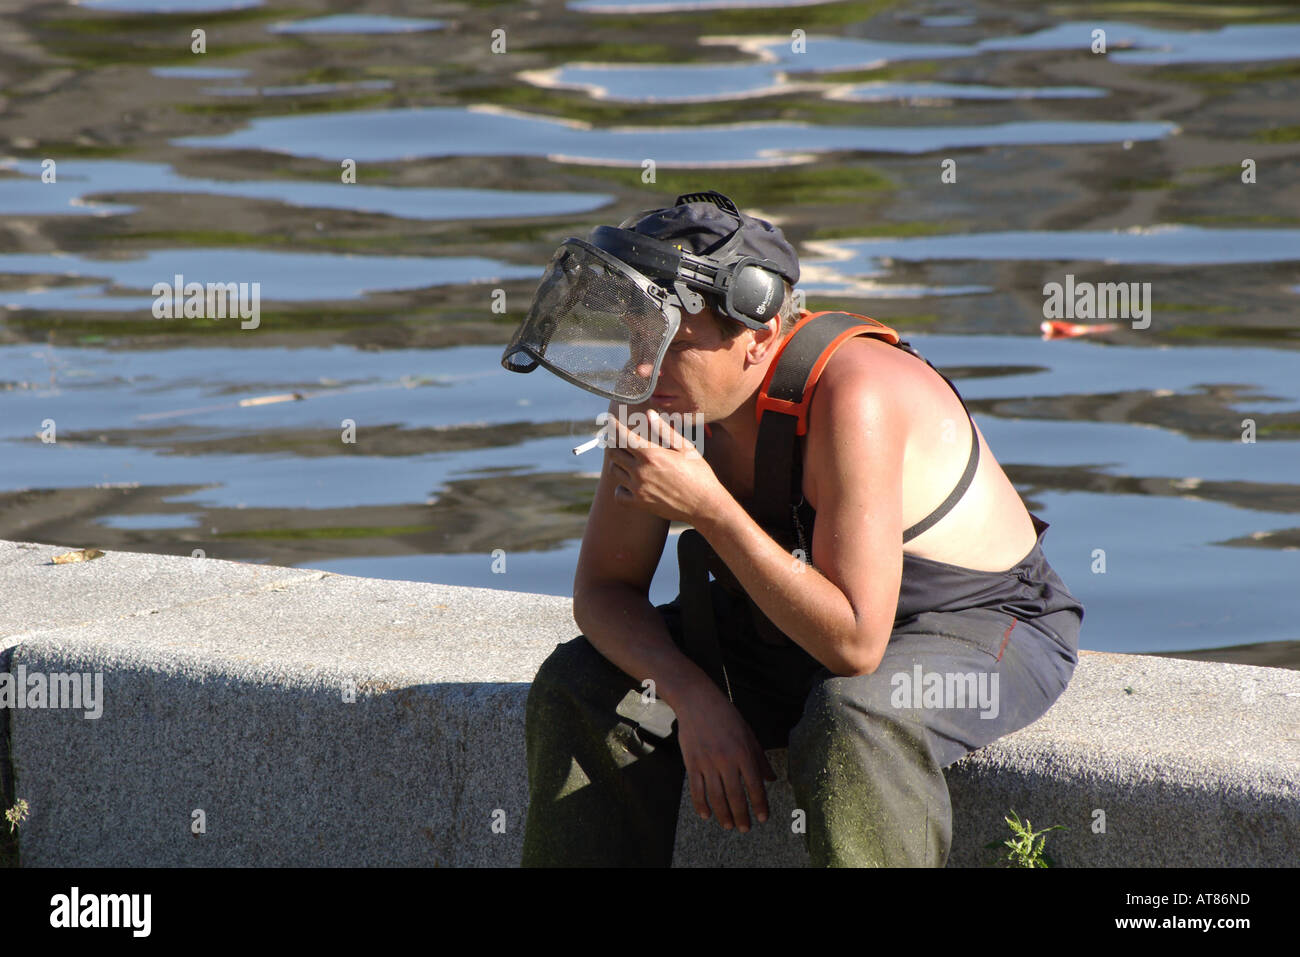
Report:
694,372,904,677
573,402,719,713
585,402,796,832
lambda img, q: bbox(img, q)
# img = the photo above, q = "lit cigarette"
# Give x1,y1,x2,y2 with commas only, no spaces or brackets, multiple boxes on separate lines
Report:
572,434,603,455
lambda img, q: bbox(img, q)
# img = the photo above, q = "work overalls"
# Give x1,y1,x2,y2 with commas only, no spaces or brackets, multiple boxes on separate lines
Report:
521,311,1084,867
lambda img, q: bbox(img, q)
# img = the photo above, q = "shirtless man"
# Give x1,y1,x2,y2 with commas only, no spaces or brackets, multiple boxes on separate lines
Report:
507,191,1083,866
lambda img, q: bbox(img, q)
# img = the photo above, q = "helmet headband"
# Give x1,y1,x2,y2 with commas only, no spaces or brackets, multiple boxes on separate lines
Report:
587,225,786,330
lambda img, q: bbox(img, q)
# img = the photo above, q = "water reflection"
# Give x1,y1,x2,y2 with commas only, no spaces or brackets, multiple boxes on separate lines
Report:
811,226,1300,268
80,0,262,10
176,105,1175,161
1,0,1298,666
830,82,1105,102
568,0,830,10
151,66,250,79
0,159,613,221
0,249,542,311
981,21,1300,64
527,64,1104,103
266,15,445,35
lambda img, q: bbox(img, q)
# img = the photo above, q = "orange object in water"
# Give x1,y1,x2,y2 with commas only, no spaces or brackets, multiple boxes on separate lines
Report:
1041,320,1119,339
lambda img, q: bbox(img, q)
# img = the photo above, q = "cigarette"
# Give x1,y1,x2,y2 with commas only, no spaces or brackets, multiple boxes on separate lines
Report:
572,434,603,456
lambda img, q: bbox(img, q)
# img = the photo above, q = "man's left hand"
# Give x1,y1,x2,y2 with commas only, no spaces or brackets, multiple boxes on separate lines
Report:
608,409,726,526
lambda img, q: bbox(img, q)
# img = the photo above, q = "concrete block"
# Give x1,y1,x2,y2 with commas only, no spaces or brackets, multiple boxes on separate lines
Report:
2,538,1296,867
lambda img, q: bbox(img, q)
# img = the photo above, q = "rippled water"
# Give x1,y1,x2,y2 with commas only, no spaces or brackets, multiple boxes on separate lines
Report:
1,0,1297,664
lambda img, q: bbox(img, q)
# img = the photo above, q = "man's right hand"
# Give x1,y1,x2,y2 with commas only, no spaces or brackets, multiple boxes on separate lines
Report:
672,683,777,833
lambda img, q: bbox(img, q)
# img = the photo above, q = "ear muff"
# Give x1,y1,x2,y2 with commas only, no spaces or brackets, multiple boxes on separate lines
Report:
727,261,784,322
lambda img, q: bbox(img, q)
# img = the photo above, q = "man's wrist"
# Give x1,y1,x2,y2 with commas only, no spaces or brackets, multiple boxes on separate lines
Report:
659,666,726,717
691,484,739,538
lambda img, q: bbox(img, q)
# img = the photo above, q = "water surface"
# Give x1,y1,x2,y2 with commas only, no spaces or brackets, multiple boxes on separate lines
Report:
2,0,1297,666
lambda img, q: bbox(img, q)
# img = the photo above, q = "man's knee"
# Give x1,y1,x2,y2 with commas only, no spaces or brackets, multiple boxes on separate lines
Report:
526,634,634,728
530,636,581,693
791,672,900,739
786,674,949,867
787,671,936,785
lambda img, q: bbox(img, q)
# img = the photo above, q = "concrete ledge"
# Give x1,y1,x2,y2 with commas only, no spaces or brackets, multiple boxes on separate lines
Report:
1,539,1297,866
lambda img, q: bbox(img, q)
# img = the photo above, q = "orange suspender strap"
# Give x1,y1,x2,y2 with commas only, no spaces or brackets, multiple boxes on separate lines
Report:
750,311,900,544
754,310,901,436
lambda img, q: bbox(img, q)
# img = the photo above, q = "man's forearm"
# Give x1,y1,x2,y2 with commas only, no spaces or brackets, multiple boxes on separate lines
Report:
573,581,721,713
694,493,870,676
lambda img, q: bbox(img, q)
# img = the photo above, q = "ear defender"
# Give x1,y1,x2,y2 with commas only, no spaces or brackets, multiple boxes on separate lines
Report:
728,262,784,321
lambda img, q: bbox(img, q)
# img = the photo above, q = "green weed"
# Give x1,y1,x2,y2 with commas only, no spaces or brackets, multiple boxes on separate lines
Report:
986,809,1065,868
4,798,28,833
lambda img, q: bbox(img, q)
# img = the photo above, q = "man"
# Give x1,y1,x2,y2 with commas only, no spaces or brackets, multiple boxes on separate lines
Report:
504,191,1084,867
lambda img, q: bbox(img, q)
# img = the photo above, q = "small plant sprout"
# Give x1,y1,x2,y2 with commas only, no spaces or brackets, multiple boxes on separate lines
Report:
5,799,30,833
986,809,1066,868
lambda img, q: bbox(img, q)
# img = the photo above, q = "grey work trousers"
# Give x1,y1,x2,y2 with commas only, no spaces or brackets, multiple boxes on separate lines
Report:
520,578,1078,867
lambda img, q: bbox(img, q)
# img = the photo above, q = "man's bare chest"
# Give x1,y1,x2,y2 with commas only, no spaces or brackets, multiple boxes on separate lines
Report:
704,433,814,516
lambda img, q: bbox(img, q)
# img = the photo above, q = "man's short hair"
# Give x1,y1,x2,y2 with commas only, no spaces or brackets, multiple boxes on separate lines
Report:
704,280,798,342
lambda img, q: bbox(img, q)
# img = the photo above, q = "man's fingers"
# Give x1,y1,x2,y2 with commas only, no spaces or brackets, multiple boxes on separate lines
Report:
612,408,695,454
706,772,736,830
609,458,639,494
722,769,752,832
606,446,635,468
741,759,770,825
610,415,647,451
689,770,710,820
647,409,683,450
649,409,704,458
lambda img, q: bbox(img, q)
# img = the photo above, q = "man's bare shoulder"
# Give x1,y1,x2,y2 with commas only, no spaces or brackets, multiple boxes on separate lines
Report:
803,334,911,509
813,333,914,407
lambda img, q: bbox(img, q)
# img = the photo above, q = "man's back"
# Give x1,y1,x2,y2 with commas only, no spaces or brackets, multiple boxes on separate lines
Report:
701,327,1040,576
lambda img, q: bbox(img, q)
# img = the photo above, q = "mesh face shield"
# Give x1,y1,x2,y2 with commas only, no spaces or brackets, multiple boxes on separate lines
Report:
501,208,788,403
501,239,682,404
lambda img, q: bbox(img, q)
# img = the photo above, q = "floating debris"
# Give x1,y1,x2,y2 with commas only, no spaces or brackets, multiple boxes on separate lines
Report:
52,547,106,564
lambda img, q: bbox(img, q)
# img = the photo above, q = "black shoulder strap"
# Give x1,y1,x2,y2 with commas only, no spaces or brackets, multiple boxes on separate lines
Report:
901,412,978,541
752,313,868,546
893,344,980,542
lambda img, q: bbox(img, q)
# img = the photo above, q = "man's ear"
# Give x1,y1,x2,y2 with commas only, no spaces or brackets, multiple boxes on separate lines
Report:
745,318,782,364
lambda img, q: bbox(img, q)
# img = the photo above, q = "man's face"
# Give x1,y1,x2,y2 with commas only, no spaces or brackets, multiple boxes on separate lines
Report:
637,304,757,421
